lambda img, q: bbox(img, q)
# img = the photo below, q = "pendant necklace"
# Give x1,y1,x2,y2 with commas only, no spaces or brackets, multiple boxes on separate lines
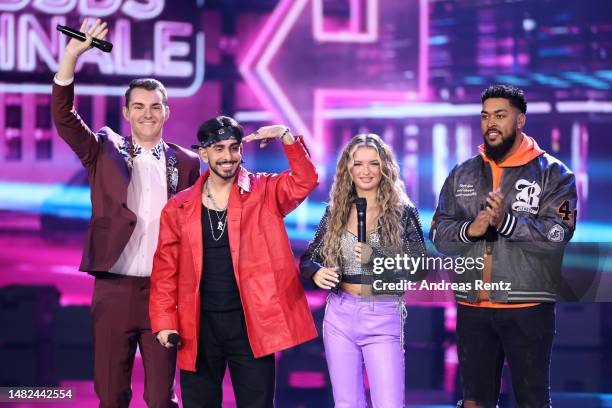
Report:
205,180,228,241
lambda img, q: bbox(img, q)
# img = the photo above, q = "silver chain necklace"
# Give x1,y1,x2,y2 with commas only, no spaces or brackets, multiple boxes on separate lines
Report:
205,180,228,241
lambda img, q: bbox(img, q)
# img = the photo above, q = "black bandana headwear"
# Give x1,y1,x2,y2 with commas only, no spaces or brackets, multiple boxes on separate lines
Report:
191,125,243,149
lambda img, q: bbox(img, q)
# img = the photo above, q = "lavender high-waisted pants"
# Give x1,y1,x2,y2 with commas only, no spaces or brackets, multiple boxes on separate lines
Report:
323,290,407,408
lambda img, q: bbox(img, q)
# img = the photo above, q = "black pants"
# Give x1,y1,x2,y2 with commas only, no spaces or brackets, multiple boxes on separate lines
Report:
180,309,275,408
456,303,555,408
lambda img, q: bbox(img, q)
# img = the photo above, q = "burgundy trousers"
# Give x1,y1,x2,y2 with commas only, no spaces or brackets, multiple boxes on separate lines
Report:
91,275,178,408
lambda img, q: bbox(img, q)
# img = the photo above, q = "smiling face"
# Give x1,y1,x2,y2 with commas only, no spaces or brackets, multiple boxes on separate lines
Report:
481,97,525,160
199,139,242,181
122,88,169,146
349,146,382,194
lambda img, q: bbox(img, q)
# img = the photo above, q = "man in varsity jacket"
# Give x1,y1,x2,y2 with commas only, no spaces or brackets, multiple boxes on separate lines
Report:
430,84,577,408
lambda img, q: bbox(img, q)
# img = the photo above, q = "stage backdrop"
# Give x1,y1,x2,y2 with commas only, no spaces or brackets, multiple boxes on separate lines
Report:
1,1,612,407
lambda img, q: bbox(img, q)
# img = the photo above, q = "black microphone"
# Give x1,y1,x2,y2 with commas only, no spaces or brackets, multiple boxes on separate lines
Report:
56,24,113,53
167,333,181,346
355,198,367,243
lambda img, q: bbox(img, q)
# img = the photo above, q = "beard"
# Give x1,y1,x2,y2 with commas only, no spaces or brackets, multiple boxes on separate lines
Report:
210,161,239,180
484,129,517,161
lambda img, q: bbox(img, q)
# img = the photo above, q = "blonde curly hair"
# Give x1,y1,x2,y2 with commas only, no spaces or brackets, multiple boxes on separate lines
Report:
321,133,411,267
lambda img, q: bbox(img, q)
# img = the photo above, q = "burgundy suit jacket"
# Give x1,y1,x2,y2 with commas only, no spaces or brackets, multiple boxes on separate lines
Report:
51,82,200,273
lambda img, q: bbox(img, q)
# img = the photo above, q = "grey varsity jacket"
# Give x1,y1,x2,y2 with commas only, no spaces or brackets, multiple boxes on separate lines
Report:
430,146,577,303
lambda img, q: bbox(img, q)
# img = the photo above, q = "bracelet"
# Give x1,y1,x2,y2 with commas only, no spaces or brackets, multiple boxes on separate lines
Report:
280,127,290,139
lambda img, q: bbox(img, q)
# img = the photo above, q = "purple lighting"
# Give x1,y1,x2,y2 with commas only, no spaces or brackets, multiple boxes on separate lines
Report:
240,0,429,168
288,371,326,388
312,0,378,43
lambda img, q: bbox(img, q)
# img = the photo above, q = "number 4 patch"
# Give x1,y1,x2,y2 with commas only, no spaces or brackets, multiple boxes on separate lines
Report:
558,200,577,227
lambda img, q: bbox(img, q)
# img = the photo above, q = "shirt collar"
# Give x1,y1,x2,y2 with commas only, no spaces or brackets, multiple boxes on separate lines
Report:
133,139,164,161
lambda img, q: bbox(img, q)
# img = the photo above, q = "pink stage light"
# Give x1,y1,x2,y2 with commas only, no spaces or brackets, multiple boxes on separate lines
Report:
239,0,429,167
312,0,378,43
305,290,327,311
239,0,296,127
288,371,327,388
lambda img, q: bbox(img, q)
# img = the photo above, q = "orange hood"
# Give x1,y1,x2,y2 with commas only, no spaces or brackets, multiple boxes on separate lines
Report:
478,133,544,168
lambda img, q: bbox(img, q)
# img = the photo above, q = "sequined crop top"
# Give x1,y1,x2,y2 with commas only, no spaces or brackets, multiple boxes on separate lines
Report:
299,204,428,288
338,230,381,283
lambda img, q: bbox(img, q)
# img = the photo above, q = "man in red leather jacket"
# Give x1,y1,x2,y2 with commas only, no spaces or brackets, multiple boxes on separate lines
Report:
149,116,318,407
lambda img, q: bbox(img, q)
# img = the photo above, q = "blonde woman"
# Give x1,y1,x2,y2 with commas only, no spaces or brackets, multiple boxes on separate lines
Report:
300,134,427,407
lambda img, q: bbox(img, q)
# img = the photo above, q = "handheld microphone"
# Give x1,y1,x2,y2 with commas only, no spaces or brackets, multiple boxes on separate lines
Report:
355,198,367,243
167,333,181,346
56,24,113,53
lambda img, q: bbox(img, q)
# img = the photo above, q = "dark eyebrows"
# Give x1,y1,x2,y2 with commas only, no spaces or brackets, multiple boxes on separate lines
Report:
481,109,509,114
211,142,240,149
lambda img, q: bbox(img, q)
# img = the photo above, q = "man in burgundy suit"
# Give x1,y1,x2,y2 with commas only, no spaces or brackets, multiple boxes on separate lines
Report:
51,19,200,407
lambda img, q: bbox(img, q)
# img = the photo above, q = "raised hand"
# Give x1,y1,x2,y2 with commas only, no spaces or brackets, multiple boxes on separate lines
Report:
243,125,294,148
57,19,109,82
65,18,108,58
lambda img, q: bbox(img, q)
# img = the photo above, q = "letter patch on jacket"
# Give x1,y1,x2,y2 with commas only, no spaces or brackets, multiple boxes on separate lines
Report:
512,179,541,214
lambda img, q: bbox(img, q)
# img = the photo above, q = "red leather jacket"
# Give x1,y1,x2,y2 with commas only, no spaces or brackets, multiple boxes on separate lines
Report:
150,137,319,371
